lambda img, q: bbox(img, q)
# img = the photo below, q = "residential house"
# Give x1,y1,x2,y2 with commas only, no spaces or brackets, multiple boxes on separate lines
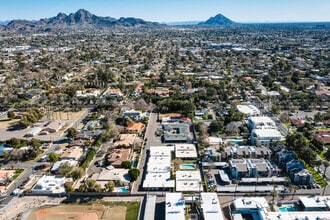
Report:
291,119,305,128
69,139,86,148
146,88,171,97
286,160,305,176
123,109,143,121
314,130,330,145
114,134,137,147
204,146,221,162
223,146,271,161
248,117,276,130
103,88,123,98
160,113,183,123
293,169,313,185
126,122,145,135
250,129,283,146
31,175,65,194
165,193,185,220
175,144,197,159
176,171,203,192
277,150,296,167
163,123,191,143
143,146,175,191
91,168,131,187
229,158,275,179
298,196,330,211
75,133,92,141
60,146,83,161
200,193,224,220
107,148,132,168
82,120,100,131
194,109,209,117
207,137,223,146
237,105,260,117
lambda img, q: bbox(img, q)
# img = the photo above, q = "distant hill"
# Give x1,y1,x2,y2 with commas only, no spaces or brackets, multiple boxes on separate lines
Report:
166,21,203,26
0,9,163,32
0,20,10,26
199,13,234,26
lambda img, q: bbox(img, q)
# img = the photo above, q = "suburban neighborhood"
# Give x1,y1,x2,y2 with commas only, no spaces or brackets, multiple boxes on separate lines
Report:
0,7,330,220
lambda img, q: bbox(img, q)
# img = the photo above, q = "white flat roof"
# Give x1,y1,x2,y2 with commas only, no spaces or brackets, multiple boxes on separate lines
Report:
32,175,65,194
143,146,175,189
266,211,330,220
234,197,330,220
166,193,185,220
176,171,202,192
201,193,224,220
175,144,197,158
234,197,269,210
249,116,276,129
208,137,223,145
237,105,260,116
299,196,330,209
143,172,175,188
218,170,230,182
217,185,284,192
253,129,282,138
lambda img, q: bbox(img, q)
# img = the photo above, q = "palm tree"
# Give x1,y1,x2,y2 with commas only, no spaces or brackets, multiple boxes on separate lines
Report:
271,185,278,204
191,192,196,208
199,181,203,195
255,174,260,192
288,185,299,200
104,180,115,192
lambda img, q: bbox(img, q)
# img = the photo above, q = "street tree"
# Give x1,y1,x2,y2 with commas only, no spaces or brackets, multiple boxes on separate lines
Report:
121,160,132,169
104,180,115,192
129,168,140,181
67,127,78,139
48,152,60,163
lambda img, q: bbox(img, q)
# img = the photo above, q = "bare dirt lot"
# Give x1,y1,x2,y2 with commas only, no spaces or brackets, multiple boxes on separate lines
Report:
26,204,127,220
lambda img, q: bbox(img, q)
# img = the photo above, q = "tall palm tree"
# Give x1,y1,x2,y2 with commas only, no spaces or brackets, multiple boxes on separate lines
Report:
288,185,299,200
271,185,278,204
255,174,260,192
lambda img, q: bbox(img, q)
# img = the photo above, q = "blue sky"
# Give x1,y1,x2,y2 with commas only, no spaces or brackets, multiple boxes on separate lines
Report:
1,0,330,23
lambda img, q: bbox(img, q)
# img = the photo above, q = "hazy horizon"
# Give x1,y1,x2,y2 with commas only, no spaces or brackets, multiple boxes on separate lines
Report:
1,0,330,23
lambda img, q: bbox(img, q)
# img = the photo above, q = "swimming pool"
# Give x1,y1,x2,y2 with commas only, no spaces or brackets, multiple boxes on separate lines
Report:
231,140,243,145
279,205,296,212
180,164,195,169
116,187,129,193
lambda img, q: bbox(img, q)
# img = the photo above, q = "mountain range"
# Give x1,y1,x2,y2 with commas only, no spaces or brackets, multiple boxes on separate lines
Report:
0,9,234,32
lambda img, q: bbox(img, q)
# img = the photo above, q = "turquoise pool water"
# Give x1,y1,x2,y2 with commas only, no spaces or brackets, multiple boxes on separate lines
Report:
231,140,243,145
180,164,195,169
117,187,129,192
279,205,296,212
